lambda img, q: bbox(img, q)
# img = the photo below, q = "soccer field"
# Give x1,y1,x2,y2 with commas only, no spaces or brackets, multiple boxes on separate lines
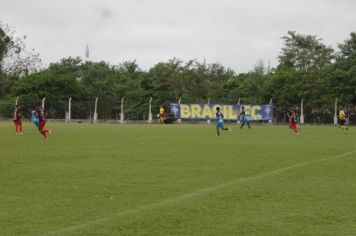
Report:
1,122,356,236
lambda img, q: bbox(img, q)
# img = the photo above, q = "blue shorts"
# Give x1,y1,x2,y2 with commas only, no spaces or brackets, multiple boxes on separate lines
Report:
216,120,224,128
242,117,249,124
32,118,39,128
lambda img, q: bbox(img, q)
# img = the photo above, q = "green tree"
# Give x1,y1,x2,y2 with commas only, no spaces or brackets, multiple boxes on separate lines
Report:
10,69,82,118
115,61,146,119
227,61,267,104
331,32,356,104
0,22,41,98
279,31,334,71
273,31,335,121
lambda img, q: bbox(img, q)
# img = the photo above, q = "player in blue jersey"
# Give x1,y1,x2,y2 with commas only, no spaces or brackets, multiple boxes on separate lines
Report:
239,106,251,129
216,107,231,136
29,106,40,128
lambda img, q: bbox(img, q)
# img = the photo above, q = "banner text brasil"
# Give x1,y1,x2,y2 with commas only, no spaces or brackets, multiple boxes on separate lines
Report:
170,104,273,121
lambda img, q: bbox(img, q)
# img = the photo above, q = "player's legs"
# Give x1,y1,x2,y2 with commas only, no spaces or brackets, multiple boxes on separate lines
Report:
13,121,18,134
241,118,248,129
39,120,49,138
40,130,48,138
247,121,251,129
339,120,348,133
42,120,51,135
18,120,23,133
32,119,39,128
14,120,22,134
338,119,343,128
216,121,224,136
344,120,349,132
221,123,231,131
158,115,164,124
39,121,46,137
289,124,298,135
217,121,230,135
343,124,348,134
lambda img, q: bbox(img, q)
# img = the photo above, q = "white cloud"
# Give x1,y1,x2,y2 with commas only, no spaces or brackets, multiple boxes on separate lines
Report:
1,0,355,72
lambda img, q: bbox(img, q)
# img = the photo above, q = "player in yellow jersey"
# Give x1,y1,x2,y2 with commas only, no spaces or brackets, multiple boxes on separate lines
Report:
158,105,165,124
338,107,348,133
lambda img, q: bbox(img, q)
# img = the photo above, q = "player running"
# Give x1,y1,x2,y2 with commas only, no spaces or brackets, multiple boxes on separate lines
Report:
12,105,23,135
287,110,299,135
215,107,231,136
37,104,51,139
338,107,349,134
239,106,251,129
29,106,40,128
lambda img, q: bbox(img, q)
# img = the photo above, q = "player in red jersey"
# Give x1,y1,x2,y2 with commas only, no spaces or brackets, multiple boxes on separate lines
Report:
287,110,299,135
37,104,51,139
12,105,23,135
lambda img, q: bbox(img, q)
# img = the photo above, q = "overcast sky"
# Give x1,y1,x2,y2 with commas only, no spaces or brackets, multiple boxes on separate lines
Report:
1,0,355,72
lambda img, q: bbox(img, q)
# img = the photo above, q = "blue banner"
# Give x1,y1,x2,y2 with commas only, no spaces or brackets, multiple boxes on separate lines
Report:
170,103,273,121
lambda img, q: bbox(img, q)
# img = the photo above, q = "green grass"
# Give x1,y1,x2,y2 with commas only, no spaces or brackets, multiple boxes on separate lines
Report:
1,122,356,236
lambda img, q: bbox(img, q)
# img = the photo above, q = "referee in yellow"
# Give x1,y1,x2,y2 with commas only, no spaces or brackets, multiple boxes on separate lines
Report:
158,105,165,124
338,107,349,133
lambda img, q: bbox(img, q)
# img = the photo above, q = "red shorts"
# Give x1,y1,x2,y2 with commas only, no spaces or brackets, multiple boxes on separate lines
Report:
289,123,298,129
39,120,46,130
13,120,22,126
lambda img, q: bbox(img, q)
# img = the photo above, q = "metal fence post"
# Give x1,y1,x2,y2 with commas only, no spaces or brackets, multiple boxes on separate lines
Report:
177,97,182,123
300,98,304,124
237,98,241,124
334,98,338,125
120,97,125,124
67,97,72,122
42,97,46,109
269,98,273,123
148,97,152,123
207,97,211,124
93,97,98,123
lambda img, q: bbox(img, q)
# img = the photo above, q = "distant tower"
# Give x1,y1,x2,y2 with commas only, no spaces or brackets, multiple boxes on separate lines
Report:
85,44,90,61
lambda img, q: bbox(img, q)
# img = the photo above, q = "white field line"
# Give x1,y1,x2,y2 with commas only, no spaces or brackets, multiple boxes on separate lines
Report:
45,150,356,235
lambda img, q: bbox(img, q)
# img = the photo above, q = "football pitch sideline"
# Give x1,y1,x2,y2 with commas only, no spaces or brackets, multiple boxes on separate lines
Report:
1,122,356,235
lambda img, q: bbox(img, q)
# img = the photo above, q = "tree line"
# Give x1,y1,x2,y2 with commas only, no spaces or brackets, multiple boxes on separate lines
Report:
1,22,355,121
